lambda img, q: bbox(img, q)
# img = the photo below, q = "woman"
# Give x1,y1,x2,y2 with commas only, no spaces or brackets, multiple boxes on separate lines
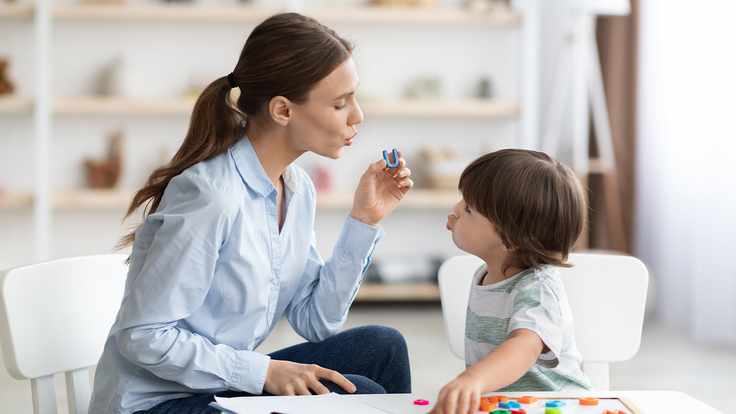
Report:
89,13,414,414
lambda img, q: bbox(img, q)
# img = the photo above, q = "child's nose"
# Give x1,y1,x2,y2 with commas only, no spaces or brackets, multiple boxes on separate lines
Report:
446,213,457,230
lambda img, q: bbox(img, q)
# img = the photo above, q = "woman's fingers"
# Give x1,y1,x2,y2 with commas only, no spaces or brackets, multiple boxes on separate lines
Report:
396,178,414,189
371,158,387,173
308,378,331,395
394,166,411,178
317,366,356,393
294,382,311,396
391,158,407,176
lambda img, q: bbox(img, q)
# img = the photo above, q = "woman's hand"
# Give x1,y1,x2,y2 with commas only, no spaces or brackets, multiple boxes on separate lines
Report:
263,359,356,396
350,155,413,225
430,372,484,414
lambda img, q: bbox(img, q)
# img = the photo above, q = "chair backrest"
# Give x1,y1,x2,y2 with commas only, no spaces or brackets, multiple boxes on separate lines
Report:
0,254,128,414
438,252,648,389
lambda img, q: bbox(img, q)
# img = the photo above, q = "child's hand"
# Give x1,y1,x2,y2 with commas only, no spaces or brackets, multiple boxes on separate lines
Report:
429,372,484,414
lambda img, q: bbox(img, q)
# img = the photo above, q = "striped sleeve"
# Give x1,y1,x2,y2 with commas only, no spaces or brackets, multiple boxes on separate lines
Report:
507,279,564,365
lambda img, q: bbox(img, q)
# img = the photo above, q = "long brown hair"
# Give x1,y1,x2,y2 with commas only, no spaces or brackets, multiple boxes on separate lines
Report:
118,13,353,248
458,149,587,272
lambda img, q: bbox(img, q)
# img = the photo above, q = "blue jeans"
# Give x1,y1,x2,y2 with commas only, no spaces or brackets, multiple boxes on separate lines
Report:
134,325,411,414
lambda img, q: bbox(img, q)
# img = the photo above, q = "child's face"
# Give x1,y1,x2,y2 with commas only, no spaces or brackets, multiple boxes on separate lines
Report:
446,199,506,259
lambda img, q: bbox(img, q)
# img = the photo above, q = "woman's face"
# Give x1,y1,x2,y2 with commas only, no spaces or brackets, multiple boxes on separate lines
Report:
287,57,363,159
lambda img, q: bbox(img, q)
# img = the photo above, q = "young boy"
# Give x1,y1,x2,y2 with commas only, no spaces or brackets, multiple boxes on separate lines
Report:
431,149,592,414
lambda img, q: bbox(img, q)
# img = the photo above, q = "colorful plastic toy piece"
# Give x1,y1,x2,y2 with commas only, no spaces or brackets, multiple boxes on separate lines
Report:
413,399,429,406
545,400,565,408
490,410,510,414
602,411,626,414
518,396,539,404
479,398,497,411
544,408,562,414
382,149,400,168
510,410,526,414
499,401,522,409
579,397,599,406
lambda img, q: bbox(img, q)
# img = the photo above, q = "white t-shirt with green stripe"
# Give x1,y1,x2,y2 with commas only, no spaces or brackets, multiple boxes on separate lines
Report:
465,264,592,391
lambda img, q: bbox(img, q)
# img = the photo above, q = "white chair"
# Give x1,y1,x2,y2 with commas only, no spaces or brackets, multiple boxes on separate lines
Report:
438,252,648,390
0,254,128,414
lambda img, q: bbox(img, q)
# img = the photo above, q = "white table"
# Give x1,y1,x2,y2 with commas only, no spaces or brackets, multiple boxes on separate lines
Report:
215,390,723,414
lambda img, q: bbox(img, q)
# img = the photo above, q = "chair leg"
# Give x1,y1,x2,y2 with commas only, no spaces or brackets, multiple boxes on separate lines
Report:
66,368,91,414
31,375,58,414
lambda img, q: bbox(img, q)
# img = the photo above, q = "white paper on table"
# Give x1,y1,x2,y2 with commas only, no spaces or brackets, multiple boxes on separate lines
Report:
212,393,391,414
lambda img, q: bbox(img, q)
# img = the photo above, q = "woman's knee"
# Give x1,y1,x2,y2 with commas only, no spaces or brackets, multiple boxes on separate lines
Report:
349,325,408,355
323,374,385,394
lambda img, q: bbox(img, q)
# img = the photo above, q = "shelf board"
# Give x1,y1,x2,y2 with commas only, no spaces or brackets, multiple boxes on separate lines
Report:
356,282,439,302
0,191,33,210
54,96,518,119
363,99,520,119
55,96,196,116
53,189,133,211
20,189,457,211
588,158,609,174
310,7,519,26
54,4,277,23
0,96,33,114
0,3,33,20
52,5,520,26
50,189,456,211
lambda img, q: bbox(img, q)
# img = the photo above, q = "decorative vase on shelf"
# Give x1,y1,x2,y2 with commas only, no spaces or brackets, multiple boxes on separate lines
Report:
83,131,124,189
0,57,15,96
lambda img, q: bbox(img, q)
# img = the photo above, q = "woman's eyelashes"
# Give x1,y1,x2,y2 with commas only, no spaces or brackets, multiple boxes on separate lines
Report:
334,100,347,110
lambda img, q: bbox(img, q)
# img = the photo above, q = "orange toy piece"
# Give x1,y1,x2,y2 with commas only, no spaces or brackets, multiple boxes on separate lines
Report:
518,396,539,404
579,397,599,406
479,398,497,412
602,410,626,414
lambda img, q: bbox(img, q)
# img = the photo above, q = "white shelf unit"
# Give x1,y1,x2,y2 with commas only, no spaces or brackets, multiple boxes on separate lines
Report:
0,2,34,19
53,3,521,26
2,188,460,211
0,1,540,301
0,95,33,114
53,96,520,118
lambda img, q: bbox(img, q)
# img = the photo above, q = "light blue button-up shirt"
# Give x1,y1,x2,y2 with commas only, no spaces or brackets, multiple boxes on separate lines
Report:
89,137,382,413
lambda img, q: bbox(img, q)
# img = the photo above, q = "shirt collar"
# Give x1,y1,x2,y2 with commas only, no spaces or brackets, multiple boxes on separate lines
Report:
229,136,301,197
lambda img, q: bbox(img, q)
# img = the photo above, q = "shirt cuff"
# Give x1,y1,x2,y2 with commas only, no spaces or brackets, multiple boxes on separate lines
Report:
226,350,271,395
336,215,383,265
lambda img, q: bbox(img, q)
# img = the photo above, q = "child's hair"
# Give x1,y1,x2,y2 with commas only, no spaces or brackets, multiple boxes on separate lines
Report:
458,149,587,270
118,12,353,249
